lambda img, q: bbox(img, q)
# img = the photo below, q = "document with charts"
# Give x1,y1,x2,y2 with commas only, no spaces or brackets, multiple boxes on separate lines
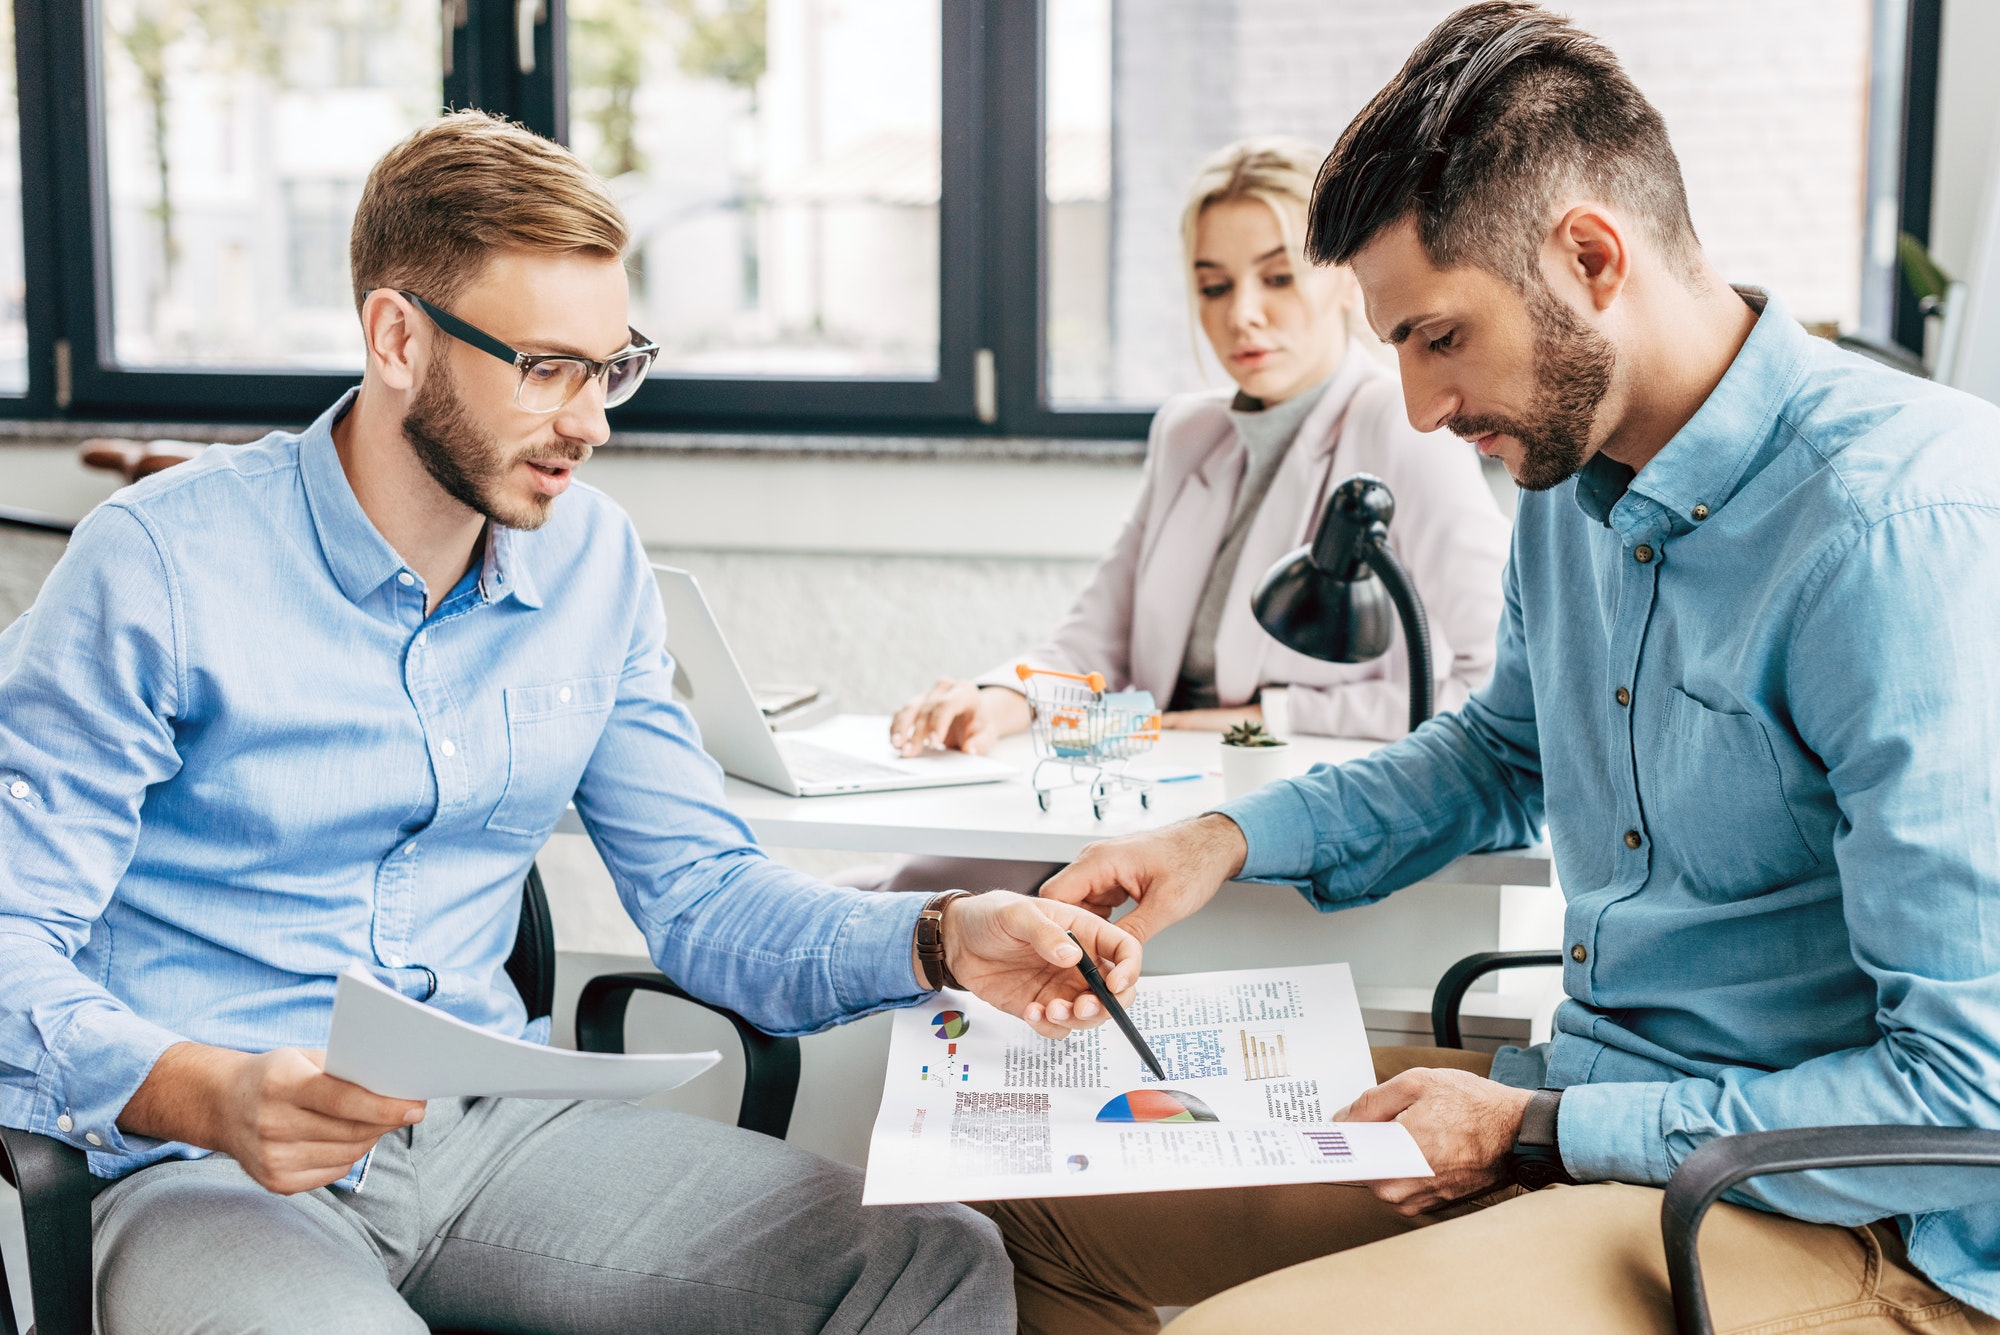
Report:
861,962,1432,1205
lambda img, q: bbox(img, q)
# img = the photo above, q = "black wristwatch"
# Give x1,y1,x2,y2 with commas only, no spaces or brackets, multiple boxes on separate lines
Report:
1507,1088,1575,1190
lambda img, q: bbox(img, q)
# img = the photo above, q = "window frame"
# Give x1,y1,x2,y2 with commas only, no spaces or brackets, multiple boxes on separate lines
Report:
0,0,1952,433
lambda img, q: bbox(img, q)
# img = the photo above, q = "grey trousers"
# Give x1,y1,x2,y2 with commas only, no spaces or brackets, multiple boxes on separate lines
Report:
92,1097,1013,1335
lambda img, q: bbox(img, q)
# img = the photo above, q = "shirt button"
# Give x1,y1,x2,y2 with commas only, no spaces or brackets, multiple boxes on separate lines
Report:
440,738,457,757
1624,829,1643,849
1571,944,1588,964
384,954,404,969
558,687,572,704
398,572,416,587
85,1131,103,1147
1615,687,1630,707
56,1114,73,1133
415,631,427,648
8,780,28,799
1691,503,1710,521
1634,545,1654,564
404,842,417,856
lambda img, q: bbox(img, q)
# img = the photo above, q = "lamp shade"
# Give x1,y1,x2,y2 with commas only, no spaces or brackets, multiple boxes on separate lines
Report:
1251,475,1398,663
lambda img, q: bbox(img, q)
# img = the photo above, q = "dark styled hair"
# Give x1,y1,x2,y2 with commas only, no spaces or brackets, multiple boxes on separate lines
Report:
1306,2,1698,288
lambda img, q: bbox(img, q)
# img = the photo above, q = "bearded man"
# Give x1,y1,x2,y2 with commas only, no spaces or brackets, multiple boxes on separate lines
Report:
996,4,2000,1332
0,111,1148,1334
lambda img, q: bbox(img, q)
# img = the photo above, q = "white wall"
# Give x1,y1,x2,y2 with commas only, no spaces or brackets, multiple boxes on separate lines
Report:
1931,0,2000,282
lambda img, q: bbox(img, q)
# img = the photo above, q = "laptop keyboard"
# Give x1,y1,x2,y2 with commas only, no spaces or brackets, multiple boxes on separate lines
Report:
779,739,912,785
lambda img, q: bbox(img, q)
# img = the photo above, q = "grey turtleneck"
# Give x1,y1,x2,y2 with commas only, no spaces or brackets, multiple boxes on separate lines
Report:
1170,375,1335,712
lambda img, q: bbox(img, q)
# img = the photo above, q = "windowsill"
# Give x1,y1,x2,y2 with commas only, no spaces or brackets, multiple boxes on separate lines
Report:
0,417,1148,464
0,423,1151,559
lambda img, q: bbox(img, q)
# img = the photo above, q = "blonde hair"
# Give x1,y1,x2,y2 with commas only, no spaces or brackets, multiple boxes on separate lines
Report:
1179,136,1378,362
350,109,628,311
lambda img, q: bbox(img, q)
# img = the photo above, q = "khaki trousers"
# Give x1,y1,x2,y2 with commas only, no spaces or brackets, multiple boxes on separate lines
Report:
982,1048,2000,1335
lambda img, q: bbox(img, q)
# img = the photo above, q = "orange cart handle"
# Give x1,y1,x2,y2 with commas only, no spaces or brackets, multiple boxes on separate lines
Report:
1014,663,1108,693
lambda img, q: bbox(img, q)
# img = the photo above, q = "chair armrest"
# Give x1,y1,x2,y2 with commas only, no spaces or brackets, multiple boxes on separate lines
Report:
0,1125,105,1335
1662,1126,2000,1335
574,972,801,1141
1429,950,1566,1048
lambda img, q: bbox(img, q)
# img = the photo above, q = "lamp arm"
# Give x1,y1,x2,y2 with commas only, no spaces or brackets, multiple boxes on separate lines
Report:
1364,537,1433,733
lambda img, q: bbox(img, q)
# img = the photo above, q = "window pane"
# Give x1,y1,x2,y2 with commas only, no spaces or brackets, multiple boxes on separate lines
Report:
98,0,440,370
0,0,25,393
567,0,941,378
1046,0,1871,408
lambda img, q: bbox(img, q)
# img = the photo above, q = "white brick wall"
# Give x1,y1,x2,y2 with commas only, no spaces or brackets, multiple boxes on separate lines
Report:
1104,0,1870,402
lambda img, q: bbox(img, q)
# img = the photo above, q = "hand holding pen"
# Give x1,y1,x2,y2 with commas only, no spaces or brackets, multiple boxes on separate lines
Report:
945,894,1143,1040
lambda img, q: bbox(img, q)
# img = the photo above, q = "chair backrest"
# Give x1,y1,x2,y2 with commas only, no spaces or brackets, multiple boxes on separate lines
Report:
507,863,557,1024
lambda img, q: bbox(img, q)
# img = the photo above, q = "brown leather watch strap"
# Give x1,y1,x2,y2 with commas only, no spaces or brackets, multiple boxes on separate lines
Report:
916,891,970,991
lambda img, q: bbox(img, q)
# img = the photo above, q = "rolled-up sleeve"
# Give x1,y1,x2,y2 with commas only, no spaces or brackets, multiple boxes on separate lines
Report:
0,503,191,1160
572,529,930,1037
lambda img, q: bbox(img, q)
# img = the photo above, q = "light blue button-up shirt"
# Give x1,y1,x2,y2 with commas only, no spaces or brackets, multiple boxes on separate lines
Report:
0,390,932,1179
1223,291,2000,1312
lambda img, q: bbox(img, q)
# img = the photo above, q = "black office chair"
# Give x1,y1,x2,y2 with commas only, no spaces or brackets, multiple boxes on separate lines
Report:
0,864,803,1335
1429,948,2000,1335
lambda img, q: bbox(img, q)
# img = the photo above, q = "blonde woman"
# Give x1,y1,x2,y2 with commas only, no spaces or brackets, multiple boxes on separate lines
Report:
852,138,1510,893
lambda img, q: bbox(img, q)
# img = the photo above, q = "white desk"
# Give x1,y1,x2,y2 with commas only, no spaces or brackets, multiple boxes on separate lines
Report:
562,715,1546,881
553,717,1556,1024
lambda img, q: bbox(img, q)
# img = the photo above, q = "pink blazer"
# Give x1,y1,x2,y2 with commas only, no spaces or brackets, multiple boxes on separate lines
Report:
979,350,1512,740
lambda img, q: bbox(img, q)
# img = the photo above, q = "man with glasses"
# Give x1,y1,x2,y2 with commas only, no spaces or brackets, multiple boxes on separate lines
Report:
0,110,1139,1333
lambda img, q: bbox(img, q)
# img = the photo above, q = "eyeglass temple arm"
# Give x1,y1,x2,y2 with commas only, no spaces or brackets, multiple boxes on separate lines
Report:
398,291,524,367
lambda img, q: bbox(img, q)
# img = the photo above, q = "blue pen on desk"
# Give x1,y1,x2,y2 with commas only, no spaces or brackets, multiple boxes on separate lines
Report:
1066,931,1166,1082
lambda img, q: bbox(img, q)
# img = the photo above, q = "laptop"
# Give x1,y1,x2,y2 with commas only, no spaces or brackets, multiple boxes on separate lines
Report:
654,566,1016,797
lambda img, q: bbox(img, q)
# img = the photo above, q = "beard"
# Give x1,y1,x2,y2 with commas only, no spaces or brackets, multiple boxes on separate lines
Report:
403,357,576,532
1450,284,1617,493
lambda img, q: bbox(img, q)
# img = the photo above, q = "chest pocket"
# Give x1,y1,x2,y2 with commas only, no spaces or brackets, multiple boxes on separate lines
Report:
1644,687,1817,897
486,675,619,837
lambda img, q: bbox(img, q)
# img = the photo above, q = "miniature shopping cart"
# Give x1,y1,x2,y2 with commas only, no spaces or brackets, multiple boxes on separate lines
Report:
1014,665,1162,819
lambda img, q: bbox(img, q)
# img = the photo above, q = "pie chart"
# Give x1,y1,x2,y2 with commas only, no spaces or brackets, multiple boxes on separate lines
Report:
1095,1090,1219,1124
931,1010,970,1039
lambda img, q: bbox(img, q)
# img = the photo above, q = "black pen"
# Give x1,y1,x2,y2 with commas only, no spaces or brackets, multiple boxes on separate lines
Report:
1066,931,1167,1082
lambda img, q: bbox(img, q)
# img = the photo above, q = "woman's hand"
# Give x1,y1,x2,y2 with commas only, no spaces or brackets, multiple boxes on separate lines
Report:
1160,703,1262,732
889,679,1031,756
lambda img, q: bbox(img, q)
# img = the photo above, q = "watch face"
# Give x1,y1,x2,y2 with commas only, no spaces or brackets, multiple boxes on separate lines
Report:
1511,1149,1570,1191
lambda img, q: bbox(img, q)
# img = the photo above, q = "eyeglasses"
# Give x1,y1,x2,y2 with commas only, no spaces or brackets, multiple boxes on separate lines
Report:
386,290,660,413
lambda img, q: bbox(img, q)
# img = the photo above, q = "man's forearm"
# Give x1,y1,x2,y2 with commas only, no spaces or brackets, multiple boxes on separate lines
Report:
1189,812,1249,881
117,1040,233,1147
1221,711,1540,903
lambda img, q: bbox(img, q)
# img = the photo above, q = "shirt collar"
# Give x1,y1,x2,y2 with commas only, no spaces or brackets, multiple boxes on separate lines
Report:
298,387,545,611
1572,286,1807,528
480,524,543,609
299,388,411,605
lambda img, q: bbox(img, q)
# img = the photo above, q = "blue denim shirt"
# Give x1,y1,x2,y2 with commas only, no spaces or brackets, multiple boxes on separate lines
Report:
1222,292,2000,1313
0,390,931,1179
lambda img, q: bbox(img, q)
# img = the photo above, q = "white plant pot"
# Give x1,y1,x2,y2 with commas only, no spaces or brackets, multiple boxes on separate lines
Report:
1220,740,1294,801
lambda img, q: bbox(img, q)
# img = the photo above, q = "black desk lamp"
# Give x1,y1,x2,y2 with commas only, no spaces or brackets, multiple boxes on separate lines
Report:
1251,474,1434,734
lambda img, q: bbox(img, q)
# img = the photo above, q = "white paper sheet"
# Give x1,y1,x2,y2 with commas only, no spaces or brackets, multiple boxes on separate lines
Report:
323,965,720,1101
861,962,1433,1204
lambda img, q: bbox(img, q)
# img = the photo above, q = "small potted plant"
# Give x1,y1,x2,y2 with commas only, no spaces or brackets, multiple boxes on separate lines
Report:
1219,719,1293,800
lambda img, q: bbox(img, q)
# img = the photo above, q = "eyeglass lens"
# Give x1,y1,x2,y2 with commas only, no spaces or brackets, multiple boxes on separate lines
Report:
515,352,654,413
